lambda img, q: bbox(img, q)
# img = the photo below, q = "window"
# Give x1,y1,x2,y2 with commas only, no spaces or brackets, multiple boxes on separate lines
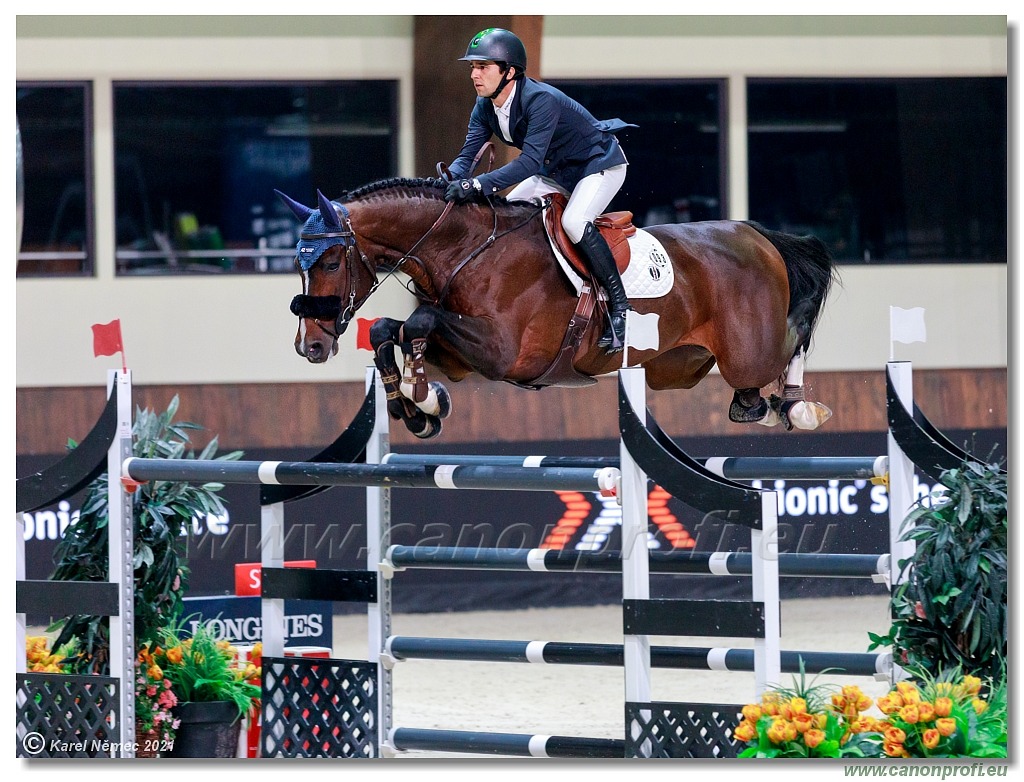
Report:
16,83,92,277
113,81,398,275
747,78,1006,264
548,80,725,225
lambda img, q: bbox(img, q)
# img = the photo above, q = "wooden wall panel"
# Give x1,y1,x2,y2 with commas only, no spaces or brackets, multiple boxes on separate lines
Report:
413,16,543,179
16,368,1007,457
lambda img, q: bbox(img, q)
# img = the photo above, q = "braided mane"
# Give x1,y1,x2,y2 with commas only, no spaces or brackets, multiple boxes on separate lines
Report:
339,176,538,216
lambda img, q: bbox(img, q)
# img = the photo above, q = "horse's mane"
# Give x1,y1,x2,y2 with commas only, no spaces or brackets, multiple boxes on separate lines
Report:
340,176,539,216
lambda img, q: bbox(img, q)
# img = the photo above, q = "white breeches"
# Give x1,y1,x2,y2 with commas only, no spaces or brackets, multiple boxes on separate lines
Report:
506,164,627,244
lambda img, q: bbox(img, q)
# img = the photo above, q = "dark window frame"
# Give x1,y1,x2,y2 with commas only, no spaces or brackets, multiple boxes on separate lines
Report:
746,76,1007,265
111,78,400,276
16,80,94,278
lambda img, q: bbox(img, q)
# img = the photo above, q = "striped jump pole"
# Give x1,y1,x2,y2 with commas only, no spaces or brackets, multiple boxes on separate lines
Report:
383,636,892,678
387,727,624,758
122,458,619,494
383,452,888,482
383,546,890,580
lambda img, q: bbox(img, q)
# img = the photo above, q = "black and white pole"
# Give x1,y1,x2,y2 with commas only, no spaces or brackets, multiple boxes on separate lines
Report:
109,370,136,757
753,487,782,694
886,362,917,625
618,368,652,756
366,369,394,756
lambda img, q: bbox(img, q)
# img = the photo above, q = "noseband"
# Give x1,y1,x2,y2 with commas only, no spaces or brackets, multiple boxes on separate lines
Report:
291,203,375,339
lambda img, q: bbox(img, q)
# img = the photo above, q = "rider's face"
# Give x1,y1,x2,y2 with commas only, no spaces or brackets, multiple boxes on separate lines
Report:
469,61,509,98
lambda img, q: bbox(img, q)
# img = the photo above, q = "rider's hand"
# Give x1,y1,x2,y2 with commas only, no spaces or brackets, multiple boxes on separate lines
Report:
444,178,482,204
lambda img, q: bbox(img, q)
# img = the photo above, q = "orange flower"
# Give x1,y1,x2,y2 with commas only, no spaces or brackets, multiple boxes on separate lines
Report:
165,646,184,665
884,741,909,758
933,697,953,717
741,704,762,723
972,698,988,715
814,713,828,730
803,729,825,749
898,704,921,724
788,697,807,715
935,718,957,737
884,726,907,744
917,702,936,722
792,712,814,734
146,664,163,681
733,721,757,742
876,695,901,714
959,676,982,697
922,729,940,749
896,681,918,697
767,719,792,745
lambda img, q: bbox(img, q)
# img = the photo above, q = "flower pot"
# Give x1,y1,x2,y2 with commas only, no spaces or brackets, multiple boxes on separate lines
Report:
166,701,242,759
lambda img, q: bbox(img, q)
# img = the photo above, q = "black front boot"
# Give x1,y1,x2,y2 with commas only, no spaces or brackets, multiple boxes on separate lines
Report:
577,222,632,353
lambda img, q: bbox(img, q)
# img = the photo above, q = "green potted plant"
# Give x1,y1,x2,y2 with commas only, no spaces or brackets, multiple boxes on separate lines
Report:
151,618,261,758
45,395,242,753
869,456,1007,682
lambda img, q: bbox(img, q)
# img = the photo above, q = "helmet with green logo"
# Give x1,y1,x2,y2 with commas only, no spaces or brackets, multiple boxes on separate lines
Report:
459,28,527,73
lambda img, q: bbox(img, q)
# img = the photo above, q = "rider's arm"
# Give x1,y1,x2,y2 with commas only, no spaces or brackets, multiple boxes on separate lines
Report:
475,91,560,195
447,102,494,180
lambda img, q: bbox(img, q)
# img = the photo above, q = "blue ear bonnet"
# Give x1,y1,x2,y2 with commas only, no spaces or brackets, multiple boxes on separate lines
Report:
296,210,354,271
274,189,356,271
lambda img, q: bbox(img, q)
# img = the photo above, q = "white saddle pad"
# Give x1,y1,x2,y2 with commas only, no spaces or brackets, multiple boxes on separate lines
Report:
545,227,675,299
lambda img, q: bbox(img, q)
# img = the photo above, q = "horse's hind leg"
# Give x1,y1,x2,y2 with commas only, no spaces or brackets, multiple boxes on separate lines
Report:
777,347,832,430
369,318,444,439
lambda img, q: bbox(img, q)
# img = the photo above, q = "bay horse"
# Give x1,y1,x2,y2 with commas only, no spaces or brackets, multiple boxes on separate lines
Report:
278,178,837,439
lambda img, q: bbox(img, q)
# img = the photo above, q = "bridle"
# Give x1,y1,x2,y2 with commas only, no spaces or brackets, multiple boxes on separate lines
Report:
291,144,543,341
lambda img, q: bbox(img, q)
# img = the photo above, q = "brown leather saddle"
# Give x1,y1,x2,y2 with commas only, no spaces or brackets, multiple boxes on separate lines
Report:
543,192,637,278
512,196,639,391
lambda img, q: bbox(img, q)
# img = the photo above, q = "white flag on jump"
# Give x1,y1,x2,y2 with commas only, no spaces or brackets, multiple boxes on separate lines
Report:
625,310,660,352
890,306,927,345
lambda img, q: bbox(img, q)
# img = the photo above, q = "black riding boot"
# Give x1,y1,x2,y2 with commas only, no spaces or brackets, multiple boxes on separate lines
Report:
577,222,632,353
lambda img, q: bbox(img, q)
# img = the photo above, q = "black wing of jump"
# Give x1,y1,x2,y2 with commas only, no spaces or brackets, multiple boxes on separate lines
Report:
886,363,1005,482
259,385,376,506
618,375,764,528
16,387,118,513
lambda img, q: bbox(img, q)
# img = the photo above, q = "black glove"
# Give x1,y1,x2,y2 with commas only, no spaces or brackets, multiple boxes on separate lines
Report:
444,178,481,204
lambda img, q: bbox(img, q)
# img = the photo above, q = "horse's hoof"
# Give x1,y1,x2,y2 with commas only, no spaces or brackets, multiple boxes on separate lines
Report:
429,381,453,419
409,414,443,440
783,400,832,431
729,397,768,424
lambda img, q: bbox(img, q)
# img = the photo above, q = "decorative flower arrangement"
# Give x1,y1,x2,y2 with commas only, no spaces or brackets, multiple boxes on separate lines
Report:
735,673,883,758
735,667,1007,759
25,635,79,673
873,670,1006,758
151,619,261,722
135,647,180,746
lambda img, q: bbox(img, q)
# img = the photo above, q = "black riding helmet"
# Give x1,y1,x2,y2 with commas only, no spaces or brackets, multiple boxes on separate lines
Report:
459,28,527,74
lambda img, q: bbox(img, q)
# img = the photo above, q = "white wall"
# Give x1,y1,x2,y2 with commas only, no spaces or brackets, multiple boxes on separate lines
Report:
15,16,1008,388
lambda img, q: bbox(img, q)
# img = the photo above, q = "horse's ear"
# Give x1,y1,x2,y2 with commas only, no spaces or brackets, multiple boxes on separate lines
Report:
275,189,315,222
317,190,343,228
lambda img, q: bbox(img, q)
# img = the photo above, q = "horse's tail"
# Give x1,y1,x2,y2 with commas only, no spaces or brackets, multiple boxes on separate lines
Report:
743,221,839,353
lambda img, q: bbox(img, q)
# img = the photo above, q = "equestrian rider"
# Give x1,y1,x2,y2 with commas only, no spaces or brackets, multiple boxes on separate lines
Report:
444,27,637,354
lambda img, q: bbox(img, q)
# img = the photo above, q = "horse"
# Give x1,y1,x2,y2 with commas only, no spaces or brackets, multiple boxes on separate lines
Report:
277,178,838,440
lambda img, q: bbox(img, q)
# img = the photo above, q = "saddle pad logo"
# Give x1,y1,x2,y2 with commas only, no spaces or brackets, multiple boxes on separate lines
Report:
547,229,675,300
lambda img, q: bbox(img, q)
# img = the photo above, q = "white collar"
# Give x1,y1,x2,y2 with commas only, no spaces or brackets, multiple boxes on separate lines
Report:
493,80,517,117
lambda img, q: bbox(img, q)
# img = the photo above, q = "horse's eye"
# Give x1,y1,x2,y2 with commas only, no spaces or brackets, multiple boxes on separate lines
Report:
324,261,341,272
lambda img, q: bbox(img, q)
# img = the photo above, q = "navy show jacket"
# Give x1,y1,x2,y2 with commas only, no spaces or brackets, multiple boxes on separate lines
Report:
447,77,636,195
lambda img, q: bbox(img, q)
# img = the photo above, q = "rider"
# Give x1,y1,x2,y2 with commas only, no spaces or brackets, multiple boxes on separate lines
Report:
444,27,637,353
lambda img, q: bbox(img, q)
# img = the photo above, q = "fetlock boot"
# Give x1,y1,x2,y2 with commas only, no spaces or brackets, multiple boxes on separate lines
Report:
577,222,632,352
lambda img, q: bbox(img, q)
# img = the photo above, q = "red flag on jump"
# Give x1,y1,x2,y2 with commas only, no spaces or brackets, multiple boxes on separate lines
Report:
356,317,378,351
91,319,127,373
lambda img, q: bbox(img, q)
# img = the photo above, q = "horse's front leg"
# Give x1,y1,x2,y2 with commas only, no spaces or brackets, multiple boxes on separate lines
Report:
399,335,452,420
368,317,445,439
